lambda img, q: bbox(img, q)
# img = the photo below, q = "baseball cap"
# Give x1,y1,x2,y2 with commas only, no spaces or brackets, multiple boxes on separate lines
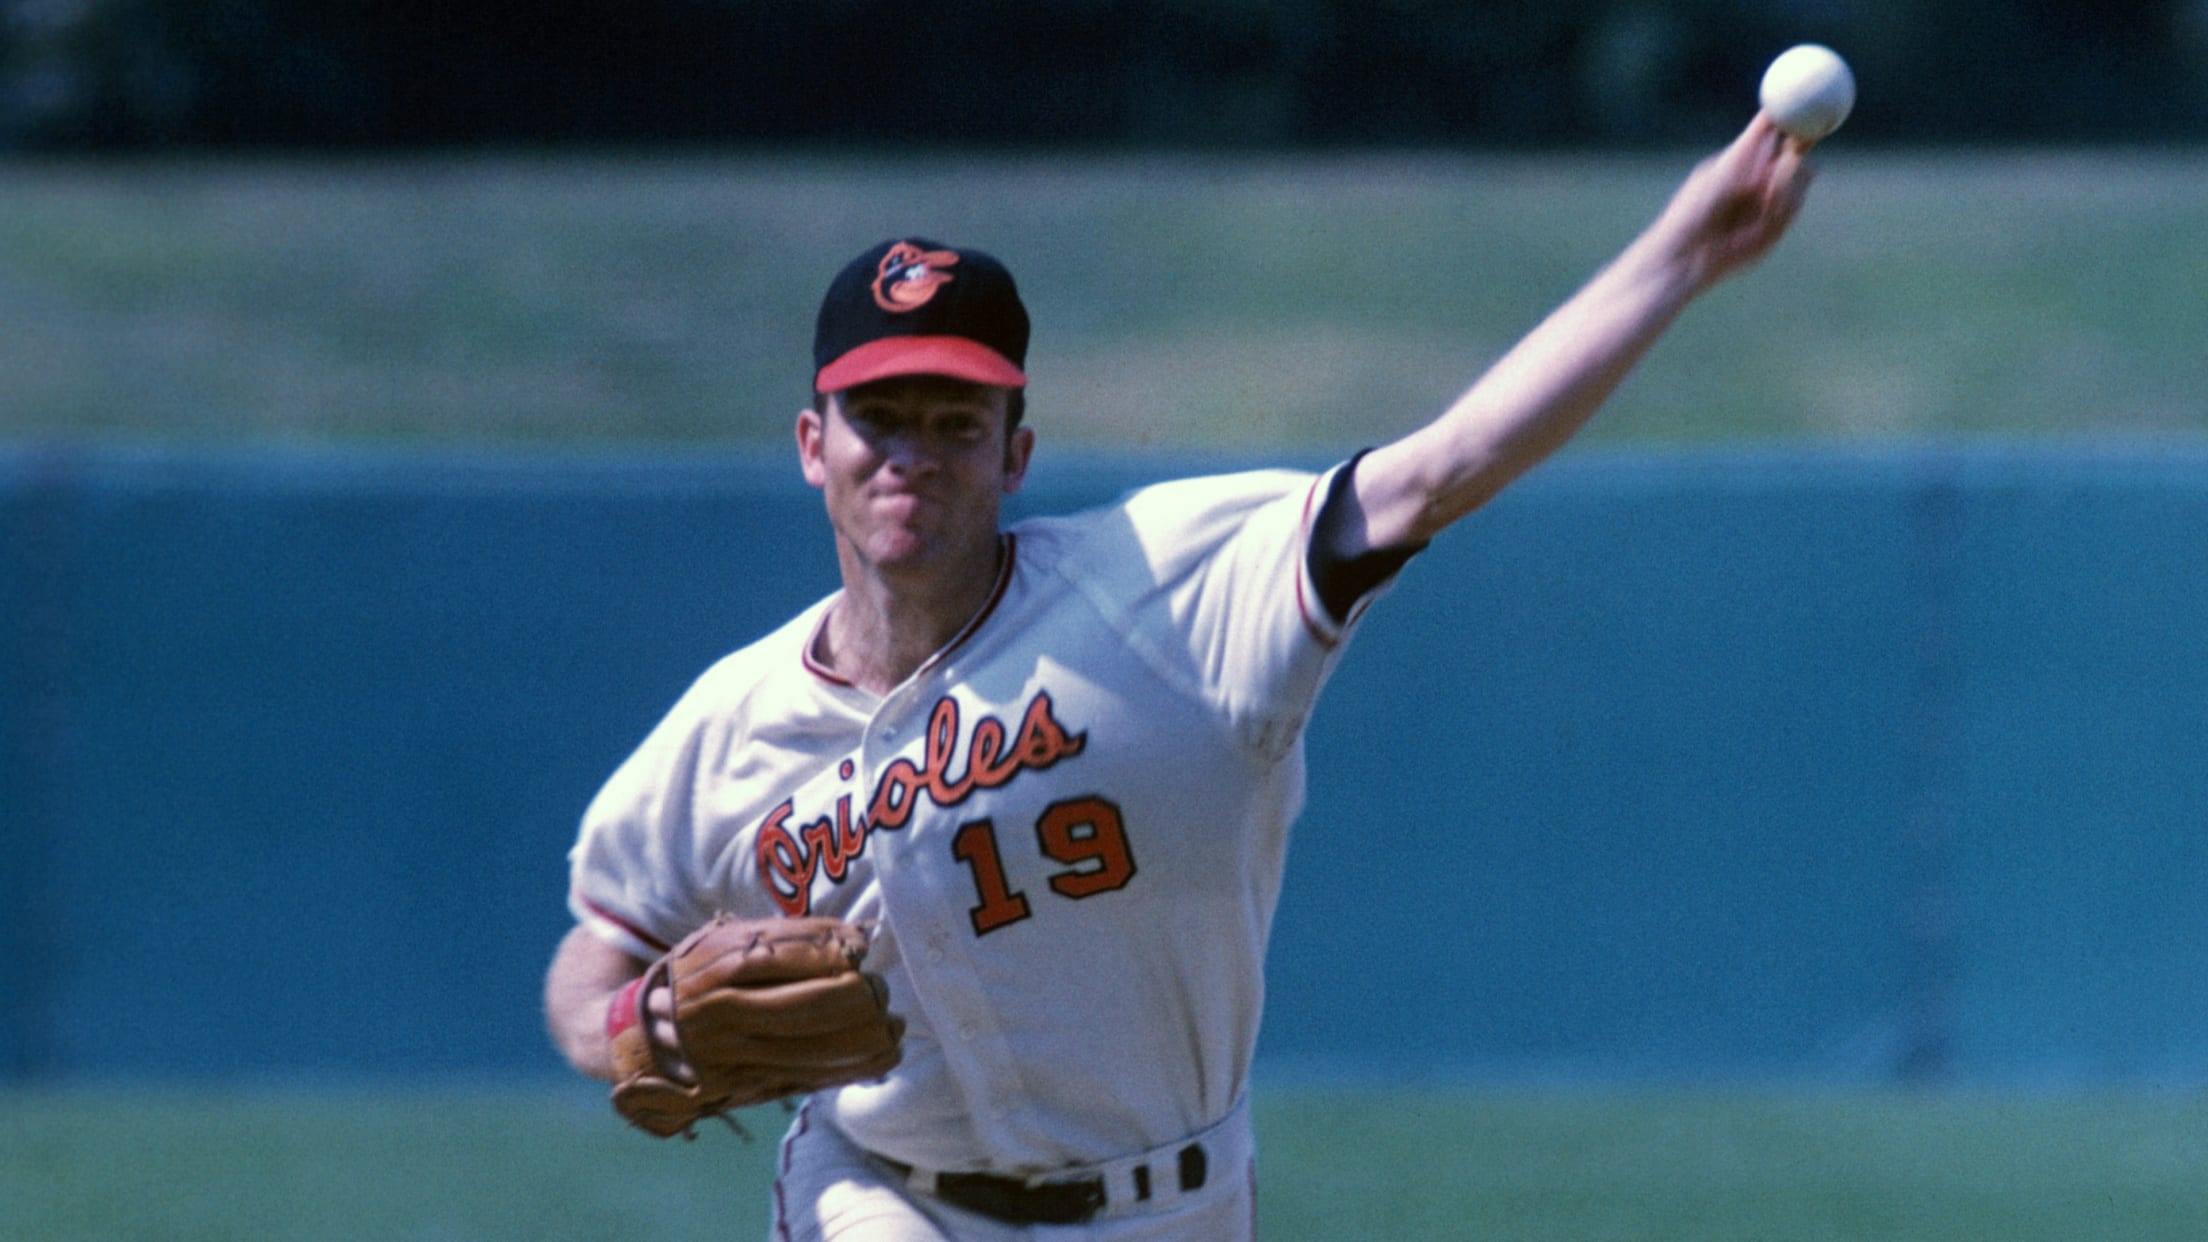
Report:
813,238,1029,393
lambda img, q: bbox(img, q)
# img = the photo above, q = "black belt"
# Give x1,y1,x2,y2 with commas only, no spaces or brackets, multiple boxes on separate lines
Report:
878,1142,1209,1227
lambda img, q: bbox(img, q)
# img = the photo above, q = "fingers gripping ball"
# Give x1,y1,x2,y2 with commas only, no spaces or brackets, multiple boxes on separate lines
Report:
607,915,905,1139
1759,44,1855,143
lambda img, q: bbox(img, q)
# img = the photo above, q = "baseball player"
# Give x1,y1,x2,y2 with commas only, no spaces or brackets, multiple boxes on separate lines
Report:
545,113,1816,1240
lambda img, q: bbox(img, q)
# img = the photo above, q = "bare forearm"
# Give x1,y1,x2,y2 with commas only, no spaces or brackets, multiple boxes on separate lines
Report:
544,924,646,1082
1349,115,1811,551
1372,237,1697,538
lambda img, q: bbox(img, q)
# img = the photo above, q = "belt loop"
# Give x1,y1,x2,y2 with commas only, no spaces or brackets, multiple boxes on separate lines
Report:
1132,1163,1152,1202
1178,1143,1207,1192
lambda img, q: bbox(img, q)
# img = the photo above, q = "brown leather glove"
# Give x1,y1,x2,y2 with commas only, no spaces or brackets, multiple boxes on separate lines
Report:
607,915,904,1138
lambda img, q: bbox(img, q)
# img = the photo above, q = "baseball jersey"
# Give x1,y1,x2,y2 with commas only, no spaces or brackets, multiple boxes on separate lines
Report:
569,462,1394,1174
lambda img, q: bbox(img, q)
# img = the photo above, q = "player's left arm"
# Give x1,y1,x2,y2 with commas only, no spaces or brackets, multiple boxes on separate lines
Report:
1335,113,1814,557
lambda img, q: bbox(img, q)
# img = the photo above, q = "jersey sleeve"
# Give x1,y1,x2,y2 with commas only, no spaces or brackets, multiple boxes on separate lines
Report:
565,666,737,959
1044,461,1400,759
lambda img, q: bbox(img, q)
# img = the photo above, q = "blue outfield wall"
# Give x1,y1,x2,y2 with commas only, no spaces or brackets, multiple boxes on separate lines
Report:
2,443,2205,1087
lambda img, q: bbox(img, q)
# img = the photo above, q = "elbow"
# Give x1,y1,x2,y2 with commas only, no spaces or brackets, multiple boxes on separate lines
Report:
1395,457,1518,544
1366,427,1540,547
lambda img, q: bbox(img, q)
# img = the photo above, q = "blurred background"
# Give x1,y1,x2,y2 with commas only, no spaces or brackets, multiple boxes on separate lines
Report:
3,0,2208,150
5,5,2208,1237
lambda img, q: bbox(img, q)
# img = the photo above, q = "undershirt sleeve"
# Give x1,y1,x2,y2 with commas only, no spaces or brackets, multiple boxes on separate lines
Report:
1306,449,1427,624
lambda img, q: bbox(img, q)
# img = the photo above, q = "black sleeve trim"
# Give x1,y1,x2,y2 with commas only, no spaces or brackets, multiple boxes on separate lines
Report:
1307,449,1427,625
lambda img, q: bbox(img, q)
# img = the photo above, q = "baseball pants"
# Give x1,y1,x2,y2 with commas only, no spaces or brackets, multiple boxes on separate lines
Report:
769,1099,1256,1242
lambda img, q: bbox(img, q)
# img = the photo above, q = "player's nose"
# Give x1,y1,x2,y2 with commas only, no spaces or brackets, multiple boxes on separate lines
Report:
879,428,952,475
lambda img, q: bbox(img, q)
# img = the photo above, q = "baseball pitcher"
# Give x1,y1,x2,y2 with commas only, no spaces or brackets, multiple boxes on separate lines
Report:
544,113,1817,1240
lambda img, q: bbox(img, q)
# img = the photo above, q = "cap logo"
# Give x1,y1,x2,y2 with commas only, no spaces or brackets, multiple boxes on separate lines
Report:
872,242,959,313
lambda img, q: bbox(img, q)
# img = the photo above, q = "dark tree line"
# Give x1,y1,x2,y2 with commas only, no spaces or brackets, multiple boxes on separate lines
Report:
4,0,2205,150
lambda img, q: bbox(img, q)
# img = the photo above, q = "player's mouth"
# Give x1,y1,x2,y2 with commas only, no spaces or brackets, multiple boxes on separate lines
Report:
867,492,945,532
872,484,946,511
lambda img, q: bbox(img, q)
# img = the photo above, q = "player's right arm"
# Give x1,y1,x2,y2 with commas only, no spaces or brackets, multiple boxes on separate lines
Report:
551,641,818,1087
544,925,649,1082
549,657,743,1083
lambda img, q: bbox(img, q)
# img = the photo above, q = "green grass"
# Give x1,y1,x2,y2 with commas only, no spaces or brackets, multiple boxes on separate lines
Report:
4,148,2204,451
6,1085,2207,1240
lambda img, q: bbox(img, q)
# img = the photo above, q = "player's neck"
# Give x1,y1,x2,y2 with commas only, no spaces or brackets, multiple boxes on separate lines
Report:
819,537,1006,695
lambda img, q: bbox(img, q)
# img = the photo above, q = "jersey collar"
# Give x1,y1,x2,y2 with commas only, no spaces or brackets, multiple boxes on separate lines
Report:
803,533,1017,690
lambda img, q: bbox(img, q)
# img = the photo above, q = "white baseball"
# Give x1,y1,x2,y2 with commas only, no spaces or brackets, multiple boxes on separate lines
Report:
1759,44,1855,143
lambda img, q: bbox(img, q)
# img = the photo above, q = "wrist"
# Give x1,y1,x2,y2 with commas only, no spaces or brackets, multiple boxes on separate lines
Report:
606,974,649,1041
1615,228,1708,307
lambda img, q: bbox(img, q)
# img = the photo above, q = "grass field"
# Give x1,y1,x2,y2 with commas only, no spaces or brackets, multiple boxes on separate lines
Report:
3,147,2204,451
6,1085,2208,1240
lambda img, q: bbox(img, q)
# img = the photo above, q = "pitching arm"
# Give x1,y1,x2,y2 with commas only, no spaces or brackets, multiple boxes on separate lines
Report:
1338,113,1814,555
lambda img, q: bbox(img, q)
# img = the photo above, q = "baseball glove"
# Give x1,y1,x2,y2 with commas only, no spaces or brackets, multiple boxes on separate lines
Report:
607,914,904,1138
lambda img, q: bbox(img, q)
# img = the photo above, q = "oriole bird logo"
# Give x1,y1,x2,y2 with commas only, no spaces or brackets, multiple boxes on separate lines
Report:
872,243,960,313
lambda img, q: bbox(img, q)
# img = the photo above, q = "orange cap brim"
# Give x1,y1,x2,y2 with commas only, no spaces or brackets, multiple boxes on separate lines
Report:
814,336,1027,393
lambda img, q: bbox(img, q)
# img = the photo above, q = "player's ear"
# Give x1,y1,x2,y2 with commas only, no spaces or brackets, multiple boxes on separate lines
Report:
796,404,828,488
1001,425,1034,496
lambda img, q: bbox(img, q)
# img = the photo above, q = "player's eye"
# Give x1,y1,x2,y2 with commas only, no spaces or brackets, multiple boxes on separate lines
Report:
846,406,905,437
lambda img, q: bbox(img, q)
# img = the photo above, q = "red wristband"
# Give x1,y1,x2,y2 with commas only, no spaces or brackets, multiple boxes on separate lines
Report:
606,974,648,1040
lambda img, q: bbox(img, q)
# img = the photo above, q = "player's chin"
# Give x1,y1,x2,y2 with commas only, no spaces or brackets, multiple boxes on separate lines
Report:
861,529,947,571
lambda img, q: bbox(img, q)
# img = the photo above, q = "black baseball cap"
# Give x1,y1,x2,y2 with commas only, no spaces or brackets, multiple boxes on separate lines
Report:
813,238,1029,393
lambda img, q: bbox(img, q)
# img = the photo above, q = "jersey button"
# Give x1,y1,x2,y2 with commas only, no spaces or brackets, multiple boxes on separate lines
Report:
926,947,945,963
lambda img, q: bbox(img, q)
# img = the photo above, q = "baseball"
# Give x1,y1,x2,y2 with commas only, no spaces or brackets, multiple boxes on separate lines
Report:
1759,44,1855,143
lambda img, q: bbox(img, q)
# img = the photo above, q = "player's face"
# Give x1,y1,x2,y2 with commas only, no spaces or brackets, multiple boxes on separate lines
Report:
798,377,1034,578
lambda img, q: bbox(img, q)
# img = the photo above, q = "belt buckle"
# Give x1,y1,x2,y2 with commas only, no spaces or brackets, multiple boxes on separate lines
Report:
935,1170,1105,1226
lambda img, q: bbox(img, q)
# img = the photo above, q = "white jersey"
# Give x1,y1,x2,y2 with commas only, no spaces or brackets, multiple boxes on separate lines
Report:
569,463,1388,1175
